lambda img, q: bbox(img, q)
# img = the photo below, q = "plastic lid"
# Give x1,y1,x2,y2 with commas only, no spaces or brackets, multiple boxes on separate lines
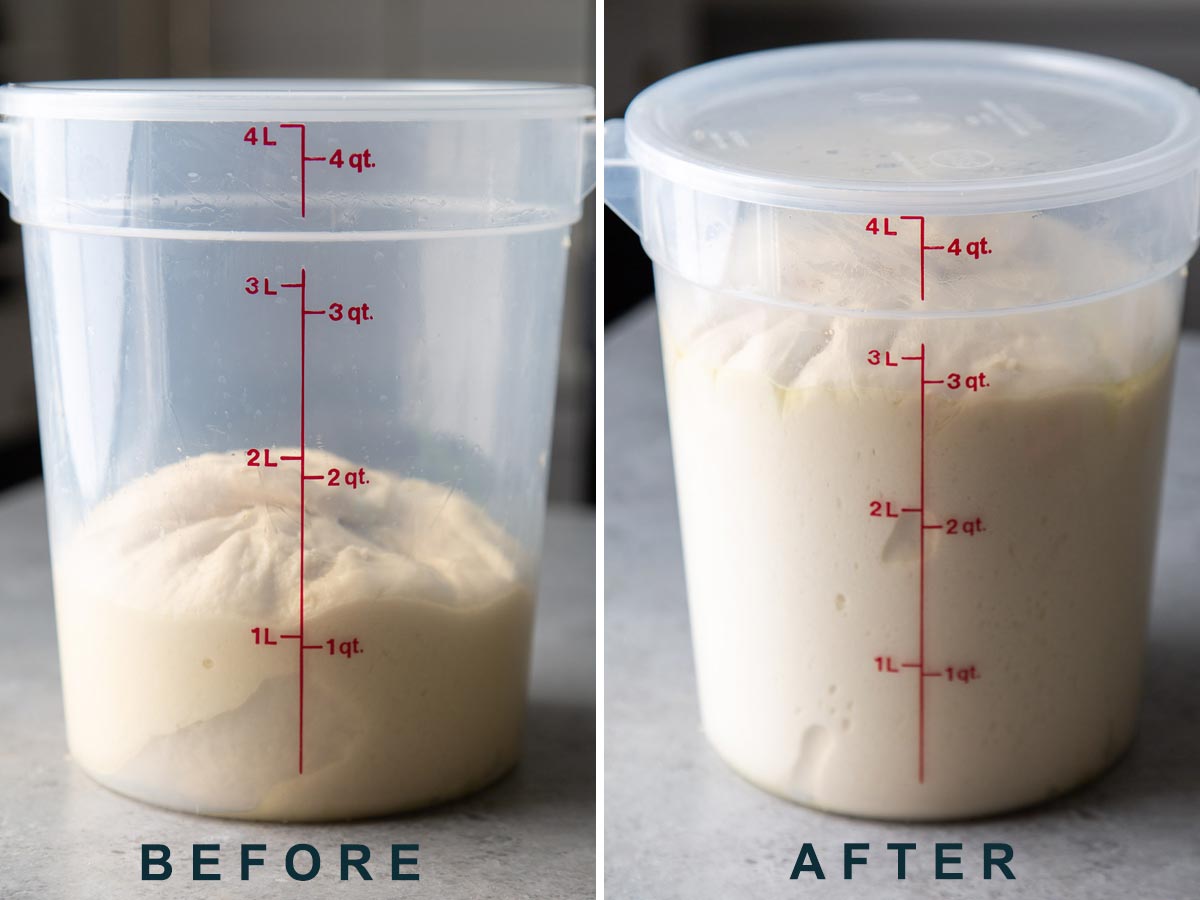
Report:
623,41,1200,213
0,79,594,122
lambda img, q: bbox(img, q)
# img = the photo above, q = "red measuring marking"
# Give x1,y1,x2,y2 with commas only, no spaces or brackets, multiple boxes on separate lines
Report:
276,268,311,774
861,221,996,780
871,341,933,779
874,344,990,783
279,123,315,218
866,216,994,303
298,266,308,774
917,342,928,782
900,216,930,301
247,124,378,219
245,262,375,773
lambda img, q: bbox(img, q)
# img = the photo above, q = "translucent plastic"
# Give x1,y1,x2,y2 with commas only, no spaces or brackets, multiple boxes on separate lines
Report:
606,42,1200,820
610,41,1200,216
0,79,594,821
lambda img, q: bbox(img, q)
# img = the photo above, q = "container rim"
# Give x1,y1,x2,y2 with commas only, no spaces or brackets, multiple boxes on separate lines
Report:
0,78,596,122
624,41,1200,215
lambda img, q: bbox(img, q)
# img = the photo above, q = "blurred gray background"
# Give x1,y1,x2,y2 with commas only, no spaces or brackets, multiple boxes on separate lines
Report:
605,0,1200,330
0,0,596,501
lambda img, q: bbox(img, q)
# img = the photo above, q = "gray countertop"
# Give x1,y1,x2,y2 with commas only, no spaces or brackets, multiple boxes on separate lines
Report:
605,302,1200,900
0,490,595,899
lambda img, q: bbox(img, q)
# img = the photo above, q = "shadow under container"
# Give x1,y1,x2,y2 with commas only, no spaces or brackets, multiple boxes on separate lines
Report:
0,79,594,820
606,41,1200,820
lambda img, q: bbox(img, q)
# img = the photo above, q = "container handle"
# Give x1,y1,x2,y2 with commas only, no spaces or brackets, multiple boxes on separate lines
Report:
1192,166,1200,243
603,119,641,237
0,121,13,202
579,117,597,202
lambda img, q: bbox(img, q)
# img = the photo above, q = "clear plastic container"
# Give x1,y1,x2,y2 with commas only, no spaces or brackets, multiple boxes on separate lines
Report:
0,79,594,820
606,41,1200,820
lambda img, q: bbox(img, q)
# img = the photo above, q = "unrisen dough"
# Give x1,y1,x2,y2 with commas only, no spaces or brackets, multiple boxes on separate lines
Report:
54,449,533,820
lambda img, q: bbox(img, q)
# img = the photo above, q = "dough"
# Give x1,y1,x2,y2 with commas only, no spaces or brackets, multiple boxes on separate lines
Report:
53,449,533,820
657,214,1182,819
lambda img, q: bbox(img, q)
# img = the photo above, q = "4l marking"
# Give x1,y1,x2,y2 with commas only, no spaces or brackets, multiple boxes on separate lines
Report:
242,124,379,218
864,216,994,301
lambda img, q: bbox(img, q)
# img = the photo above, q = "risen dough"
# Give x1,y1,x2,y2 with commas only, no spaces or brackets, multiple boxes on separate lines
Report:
655,212,1183,818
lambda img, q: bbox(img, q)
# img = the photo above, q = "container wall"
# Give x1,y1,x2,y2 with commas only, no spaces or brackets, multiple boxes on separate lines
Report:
653,257,1185,818
24,222,569,818
7,116,590,234
25,225,568,563
637,168,1200,313
7,90,591,820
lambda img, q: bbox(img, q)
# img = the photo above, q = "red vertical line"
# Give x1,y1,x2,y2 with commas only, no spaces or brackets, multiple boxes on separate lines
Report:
295,124,304,219
299,126,306,218
919,218,926,301
901,215,926,301
298,266,307,774
918,342,927,784
279,123,307,218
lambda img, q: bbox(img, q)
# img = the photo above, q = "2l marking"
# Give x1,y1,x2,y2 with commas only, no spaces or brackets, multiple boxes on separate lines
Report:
246,448,281,468
869,500,901,518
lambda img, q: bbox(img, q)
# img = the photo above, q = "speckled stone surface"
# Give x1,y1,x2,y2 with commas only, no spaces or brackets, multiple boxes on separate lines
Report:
605,303,1200,899
0,494,595,898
